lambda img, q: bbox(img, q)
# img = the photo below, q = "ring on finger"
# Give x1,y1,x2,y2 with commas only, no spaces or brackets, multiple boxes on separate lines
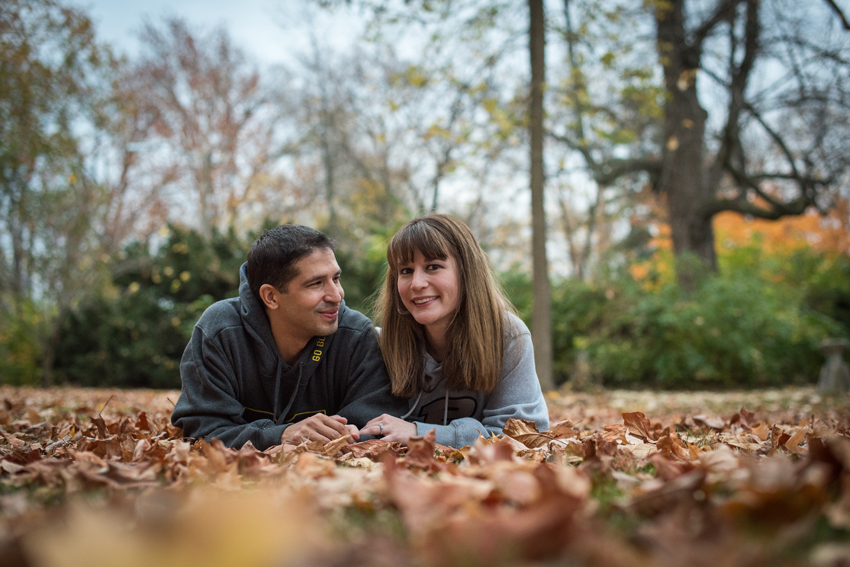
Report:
379,422,384,435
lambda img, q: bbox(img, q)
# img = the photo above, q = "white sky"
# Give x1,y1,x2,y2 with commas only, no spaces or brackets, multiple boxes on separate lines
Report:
73,0,363,66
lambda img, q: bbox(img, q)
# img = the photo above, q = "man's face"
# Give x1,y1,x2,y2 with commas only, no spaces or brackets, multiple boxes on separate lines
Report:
267,247,344,346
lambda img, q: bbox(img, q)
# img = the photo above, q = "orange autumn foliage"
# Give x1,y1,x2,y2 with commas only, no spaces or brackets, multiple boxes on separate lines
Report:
714,198,850,257
628,193,850,284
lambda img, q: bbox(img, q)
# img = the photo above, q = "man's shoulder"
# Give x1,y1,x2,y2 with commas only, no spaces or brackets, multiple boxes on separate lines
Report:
195,296,244,336
336,304,373,335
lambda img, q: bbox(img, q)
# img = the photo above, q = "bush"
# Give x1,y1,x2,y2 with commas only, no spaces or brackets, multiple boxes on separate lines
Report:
0,301,42,385
501,249,844,388
53,225,248,389
580,273,837,387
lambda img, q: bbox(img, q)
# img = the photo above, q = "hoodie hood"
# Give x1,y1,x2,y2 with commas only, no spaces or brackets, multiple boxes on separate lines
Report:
237,263,282,379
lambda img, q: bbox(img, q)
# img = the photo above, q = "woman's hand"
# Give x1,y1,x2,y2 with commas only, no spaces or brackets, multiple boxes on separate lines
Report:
362,414,417,445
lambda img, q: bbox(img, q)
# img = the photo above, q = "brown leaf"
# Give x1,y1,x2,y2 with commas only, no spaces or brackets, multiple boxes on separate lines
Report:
0,429,26,448
771,425,791,452
693,415,725,430
343,438,398,461
548,420,580,439
601,424,627,443
503,418,554,448
630,468,705,516
90,415,109,439
752,421,770,441
622,411,654,441
468,436,519,465
0,459,25,474
785,427,807,455
136,411,151,432
292,452,336,478
503,418,540,437
322,434,350,458
405,429,443,471
656,434,691,461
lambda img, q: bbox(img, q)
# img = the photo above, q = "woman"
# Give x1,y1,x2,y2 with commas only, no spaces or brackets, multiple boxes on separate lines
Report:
362,214,549,448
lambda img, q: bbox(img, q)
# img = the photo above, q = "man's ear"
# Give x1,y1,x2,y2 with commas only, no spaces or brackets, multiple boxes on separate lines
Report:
258,283,280,310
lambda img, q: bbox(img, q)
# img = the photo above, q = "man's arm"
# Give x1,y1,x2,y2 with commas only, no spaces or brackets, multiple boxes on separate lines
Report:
171,326,290,451
333,326,409,429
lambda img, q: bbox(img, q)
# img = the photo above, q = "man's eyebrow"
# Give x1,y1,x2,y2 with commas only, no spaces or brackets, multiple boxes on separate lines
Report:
301,270,341,285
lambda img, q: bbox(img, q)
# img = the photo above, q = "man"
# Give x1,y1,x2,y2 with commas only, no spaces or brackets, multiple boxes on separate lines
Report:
171,224,406,450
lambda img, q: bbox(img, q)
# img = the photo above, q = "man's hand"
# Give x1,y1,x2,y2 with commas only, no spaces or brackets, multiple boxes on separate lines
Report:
281,414,360,445
362,414,417,445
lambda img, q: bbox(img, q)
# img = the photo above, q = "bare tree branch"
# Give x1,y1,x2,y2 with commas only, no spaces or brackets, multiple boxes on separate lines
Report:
824,0,850,31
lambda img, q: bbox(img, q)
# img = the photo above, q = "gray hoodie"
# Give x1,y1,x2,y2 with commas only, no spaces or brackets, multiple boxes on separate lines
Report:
401,313,550,448
171,264,407,450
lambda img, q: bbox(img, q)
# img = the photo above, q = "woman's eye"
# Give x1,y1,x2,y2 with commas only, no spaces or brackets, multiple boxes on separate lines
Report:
427,264,442,270
399,268,412,275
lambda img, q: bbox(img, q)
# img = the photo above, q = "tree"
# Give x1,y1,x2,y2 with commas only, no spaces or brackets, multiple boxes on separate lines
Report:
652,0,850,286
529,0,554,390
547,0,663,281
0,0,156,385
543,0,850,287
127,17,307,237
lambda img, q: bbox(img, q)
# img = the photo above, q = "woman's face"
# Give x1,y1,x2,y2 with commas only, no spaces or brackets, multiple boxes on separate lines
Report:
396,248,461,340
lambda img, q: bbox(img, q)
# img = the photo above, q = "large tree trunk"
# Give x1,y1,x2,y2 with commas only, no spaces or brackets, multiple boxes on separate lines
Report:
529,0,554,391
656,0,718,290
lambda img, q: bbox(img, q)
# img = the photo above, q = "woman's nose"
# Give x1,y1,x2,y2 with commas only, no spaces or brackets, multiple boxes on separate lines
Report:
410,269,427,289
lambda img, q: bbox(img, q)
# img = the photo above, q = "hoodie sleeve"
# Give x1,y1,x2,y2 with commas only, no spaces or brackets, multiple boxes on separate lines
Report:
414,327,550,448
334,325,409,428
171,325,289,451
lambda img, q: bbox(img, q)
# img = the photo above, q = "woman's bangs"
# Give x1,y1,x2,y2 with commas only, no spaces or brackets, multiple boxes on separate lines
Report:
389,221,451,267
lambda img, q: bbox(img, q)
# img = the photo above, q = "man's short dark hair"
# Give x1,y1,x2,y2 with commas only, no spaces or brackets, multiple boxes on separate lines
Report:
246,225,335,299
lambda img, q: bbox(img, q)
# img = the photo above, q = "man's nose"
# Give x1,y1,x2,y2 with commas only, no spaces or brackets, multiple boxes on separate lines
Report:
326,282,343,303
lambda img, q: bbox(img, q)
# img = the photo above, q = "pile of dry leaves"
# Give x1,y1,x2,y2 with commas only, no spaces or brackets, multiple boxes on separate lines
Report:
1,386,849,567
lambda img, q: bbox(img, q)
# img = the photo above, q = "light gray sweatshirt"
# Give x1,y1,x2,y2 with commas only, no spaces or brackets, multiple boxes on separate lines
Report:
401,313,549,448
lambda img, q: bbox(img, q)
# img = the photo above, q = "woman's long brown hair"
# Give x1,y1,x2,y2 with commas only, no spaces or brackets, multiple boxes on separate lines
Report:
376,214,514,397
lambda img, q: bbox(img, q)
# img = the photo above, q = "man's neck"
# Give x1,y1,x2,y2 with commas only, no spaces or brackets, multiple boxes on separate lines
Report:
268,318,311,366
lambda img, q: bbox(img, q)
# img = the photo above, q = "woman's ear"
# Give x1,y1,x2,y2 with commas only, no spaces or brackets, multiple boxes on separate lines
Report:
258,283,280,310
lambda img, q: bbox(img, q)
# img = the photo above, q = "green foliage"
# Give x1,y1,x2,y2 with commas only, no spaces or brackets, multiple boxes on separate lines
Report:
49,222,399,388
502,245,846,388
52,225,249,389
0,302,42,385
582,273,835,387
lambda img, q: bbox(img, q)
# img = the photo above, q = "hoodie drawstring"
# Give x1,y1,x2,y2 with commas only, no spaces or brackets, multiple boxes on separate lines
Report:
275,362,304,424
442,390,449,425
400,391,423,420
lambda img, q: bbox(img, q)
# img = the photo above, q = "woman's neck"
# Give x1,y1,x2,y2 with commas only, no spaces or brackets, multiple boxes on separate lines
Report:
424,324,449,362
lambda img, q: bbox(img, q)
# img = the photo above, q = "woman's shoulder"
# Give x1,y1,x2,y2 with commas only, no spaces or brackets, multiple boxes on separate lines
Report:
503,311,530,339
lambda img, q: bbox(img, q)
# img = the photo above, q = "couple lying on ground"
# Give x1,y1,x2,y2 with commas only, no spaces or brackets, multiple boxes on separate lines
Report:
171,214,549,450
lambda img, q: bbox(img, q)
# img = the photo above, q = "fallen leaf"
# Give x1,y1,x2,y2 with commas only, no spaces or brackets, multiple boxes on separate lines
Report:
623,412,655,441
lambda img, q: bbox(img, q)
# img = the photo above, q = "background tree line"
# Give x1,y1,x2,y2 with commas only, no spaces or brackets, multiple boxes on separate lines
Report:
1,0,848,390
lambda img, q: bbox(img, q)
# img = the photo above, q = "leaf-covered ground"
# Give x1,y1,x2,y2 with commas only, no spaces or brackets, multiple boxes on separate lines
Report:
1,385,849,567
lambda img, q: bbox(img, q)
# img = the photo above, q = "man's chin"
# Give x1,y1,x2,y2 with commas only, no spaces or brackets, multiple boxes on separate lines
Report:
317,320,340,335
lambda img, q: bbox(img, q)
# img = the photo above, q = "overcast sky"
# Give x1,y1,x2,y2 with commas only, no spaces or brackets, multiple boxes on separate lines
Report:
73,0,363,66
